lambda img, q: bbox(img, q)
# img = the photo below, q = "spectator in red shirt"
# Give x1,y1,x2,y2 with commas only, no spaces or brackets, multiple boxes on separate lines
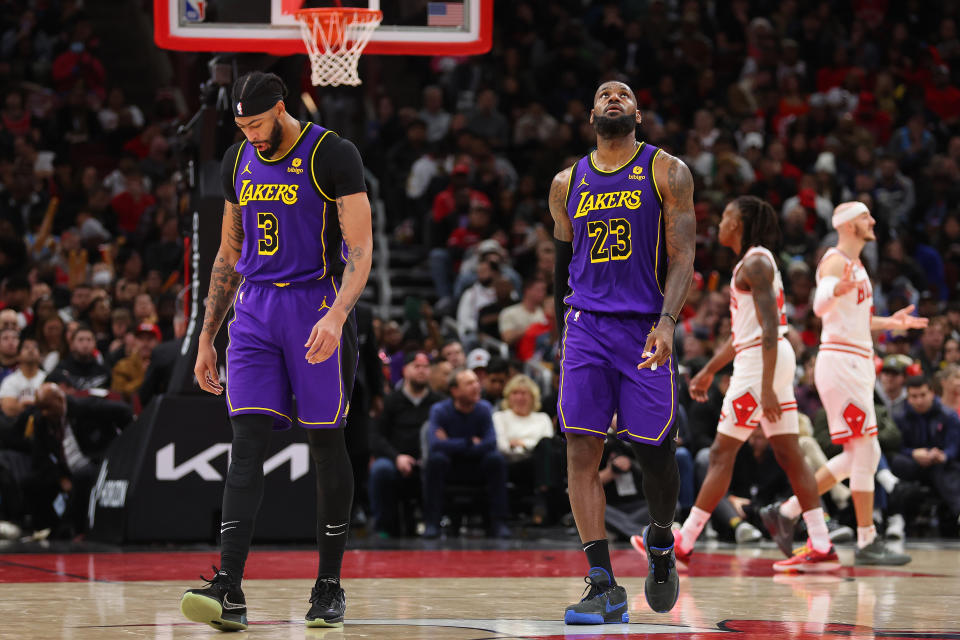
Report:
110,170,154,235
926,65,960,125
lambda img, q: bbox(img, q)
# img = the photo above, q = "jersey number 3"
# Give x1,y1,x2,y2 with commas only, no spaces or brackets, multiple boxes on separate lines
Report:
258,212,279,255
588,218,632,263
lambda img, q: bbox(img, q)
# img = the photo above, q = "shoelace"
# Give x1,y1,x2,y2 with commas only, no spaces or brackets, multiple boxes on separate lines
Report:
578,576,607,602
199,565,233,587
310,579,340,607
648,550,674,583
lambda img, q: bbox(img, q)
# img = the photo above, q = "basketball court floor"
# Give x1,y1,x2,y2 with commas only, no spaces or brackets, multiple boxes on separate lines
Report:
1,539,958,639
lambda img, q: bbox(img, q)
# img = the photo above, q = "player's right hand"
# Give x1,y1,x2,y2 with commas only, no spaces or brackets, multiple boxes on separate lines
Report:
833,261,857,296
760,386,781,422
688,369,713,403
195,340,223,395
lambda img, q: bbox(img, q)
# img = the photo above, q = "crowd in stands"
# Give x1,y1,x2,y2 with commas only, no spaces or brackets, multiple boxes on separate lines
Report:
0,1,959,545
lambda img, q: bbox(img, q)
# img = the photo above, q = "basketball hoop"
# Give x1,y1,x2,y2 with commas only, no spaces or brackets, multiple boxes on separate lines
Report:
294,8,383,87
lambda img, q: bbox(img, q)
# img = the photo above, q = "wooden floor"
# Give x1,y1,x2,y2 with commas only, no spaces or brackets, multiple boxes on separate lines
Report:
1,542,959,639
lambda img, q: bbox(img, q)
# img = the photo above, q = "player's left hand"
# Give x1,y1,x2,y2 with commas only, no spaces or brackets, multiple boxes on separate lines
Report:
638,322,674,371
305,309,346,364
890,304,929,330
760,386,782,422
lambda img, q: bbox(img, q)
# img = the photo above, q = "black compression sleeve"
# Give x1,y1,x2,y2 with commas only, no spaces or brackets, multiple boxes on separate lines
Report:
554,238,573,335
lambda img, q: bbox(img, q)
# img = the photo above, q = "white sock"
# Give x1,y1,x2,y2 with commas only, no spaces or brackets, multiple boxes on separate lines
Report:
802,507,831,553
876,468,899,494
779,496,802,520
678,506,710,551
857,525,877,549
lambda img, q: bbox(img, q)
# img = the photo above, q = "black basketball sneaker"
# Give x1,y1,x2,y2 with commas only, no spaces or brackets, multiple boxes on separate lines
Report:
563,567,629,624
179,567,248,631
306,577,346,628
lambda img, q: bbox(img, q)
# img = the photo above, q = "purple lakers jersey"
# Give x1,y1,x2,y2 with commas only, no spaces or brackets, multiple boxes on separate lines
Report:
563,142,666,314
231,123,347,282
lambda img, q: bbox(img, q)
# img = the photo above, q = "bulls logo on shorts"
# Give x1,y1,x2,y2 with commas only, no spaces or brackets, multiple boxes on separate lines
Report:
732,391,758,426
842,402,868,437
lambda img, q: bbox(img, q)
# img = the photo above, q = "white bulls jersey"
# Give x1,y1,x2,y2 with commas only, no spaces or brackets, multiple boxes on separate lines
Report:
730,246,788,353
815,247,874,358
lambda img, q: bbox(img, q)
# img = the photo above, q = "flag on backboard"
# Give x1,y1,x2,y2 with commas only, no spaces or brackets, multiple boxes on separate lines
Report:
427,2,464,27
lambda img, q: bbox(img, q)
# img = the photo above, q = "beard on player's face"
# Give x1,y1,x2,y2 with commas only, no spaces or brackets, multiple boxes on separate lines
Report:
593,111,637,139
256,116,284,157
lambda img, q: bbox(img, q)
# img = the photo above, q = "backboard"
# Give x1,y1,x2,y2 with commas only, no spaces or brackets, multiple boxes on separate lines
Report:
155,0,492,56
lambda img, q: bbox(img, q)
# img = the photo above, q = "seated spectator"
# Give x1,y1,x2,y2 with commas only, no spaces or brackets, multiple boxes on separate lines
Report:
938,364,960,415
111,323,160,403
456,258,499,341
480,356,509,405
0,337,45,417
498,278,547,348
429,359,453,396
440,340,466,369
913,317,948,376
45,324,111,391
368,352,443,537
7,383,132,537
0,328,18,382
477,277,516,340
492,374,557,522
892,376,960,534
422,369,509,539
36,314,66,373
876,354,913,417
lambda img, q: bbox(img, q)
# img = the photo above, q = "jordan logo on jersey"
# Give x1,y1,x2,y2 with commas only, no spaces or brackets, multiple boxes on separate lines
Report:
241,161,252,176
732,391,758,426
573,190,643,218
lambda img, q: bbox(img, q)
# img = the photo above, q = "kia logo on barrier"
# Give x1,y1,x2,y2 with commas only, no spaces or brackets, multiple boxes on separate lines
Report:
155,443,311,481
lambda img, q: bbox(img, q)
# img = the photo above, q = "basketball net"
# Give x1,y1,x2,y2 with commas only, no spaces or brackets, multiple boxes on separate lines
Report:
294,8,383,87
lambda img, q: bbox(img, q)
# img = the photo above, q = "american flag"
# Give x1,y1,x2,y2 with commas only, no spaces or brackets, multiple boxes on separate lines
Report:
427,2,464,27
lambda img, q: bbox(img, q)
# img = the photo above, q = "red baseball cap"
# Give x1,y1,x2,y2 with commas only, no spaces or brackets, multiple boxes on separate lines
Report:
136,323,162,341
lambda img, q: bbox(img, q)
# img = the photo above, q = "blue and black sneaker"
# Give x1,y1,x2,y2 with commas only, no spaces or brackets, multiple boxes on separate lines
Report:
642,526,679,613
563,567,628,625
180,566,248,631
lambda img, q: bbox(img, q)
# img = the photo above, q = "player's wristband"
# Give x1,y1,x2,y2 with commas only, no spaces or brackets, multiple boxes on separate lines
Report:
659,312,678,326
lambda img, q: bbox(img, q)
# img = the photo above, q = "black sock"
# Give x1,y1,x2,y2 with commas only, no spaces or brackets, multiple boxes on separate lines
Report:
220,414,273,582
583,538,615,584
307,427,354,579
633,439,679,549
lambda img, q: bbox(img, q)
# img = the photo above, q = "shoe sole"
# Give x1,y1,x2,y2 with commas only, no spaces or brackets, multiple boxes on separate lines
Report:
180,592,248,631
305,618,345,628
773,561,842,573
855,556,912,566
564,610,629,625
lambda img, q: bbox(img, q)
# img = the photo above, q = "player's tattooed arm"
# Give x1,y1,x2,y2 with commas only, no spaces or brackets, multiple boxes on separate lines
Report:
201,201,244,341
330,192,373,318
655,152,696,320
548,167,574,242
741,255,780,409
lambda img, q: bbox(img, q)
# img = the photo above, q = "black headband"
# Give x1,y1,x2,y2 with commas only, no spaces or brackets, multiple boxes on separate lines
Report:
233,90,283,118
